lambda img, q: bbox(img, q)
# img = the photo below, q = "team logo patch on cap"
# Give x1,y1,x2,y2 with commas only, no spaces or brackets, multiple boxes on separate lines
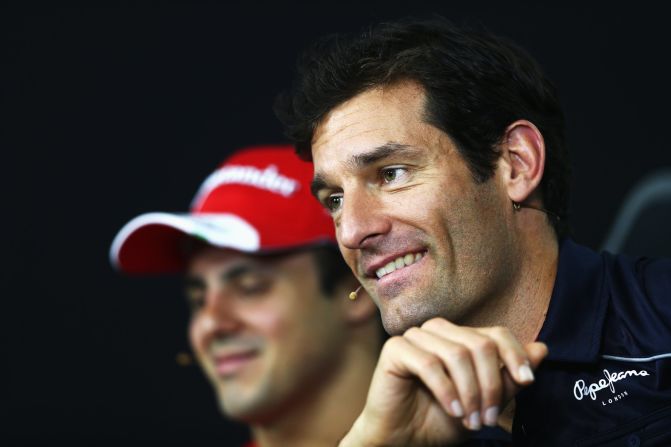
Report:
192,164,300,208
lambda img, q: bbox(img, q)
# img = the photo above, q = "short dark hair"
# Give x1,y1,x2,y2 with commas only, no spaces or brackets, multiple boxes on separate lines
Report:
275,16,571,236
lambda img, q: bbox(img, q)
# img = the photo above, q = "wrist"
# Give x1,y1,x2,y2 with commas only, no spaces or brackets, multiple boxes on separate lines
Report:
339,413,380,447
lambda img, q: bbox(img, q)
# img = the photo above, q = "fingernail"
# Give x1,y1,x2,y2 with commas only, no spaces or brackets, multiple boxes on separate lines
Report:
468,411,481,430
518,362,535,383
450,399,464,417
484,406,499,427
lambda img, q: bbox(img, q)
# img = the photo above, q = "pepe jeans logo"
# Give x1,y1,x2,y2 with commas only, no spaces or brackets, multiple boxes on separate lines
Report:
573,369,650,406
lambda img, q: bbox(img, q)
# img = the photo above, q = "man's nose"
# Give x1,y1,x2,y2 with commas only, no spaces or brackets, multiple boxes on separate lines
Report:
200,291,241,334
337,188,391,249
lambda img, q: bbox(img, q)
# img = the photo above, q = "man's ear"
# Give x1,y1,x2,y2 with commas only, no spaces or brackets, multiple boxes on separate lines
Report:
499,120,545,204
333,277,379,326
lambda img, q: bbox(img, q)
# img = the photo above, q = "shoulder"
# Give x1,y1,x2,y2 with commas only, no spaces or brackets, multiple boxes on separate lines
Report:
602,251,671,354
632,256,671,297
605,252,671,309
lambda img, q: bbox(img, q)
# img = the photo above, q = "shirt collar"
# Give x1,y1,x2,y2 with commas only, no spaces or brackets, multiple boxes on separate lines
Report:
537,238,609,363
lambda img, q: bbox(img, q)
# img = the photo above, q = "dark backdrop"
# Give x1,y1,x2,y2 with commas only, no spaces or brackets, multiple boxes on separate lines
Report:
3,1,671,446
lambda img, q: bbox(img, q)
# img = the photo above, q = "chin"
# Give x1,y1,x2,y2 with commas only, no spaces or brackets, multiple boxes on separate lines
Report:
380,307,430,335
380,294,453,335
217,392,265,423
215,373,284,423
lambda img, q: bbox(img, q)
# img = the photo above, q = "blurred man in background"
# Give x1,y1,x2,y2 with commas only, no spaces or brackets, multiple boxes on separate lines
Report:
110,145,384,447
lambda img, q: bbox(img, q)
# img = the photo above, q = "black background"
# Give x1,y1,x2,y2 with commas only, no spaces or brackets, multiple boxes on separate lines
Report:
3,1,671,445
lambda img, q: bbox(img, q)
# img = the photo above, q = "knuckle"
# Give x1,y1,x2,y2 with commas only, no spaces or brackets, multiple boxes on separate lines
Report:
420,354,442,372
382,336,404,354
474,338,497,355
492,326,510,335
447,345,470,362
421,317,446,331
490,325,511,339
403,326,421,338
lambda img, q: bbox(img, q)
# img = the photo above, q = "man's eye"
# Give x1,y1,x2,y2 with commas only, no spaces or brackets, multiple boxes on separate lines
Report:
235,274,272,296
326,194,343,212
185,288,205,311
381,167,407,184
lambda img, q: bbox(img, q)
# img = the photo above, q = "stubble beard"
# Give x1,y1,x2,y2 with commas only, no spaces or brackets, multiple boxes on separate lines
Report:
215,370,278,423
377,269,474,335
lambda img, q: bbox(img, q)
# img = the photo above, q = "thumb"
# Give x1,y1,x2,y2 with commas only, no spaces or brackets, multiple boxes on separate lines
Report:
526,342,549,369
502,342,548,402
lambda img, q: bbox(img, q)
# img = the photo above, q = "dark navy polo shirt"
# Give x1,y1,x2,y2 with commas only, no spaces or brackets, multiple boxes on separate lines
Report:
513,239,671,446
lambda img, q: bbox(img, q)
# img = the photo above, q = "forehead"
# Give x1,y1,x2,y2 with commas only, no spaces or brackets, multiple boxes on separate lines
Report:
313,82,425,150
186,246,257,273
186,245,315,277
311,81,439,174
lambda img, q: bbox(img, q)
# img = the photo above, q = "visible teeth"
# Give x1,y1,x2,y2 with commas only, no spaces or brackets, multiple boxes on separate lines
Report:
375,252,424,279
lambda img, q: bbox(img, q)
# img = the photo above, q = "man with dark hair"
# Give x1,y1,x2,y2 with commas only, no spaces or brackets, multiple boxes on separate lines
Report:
276,17,671,446
110,146,384,447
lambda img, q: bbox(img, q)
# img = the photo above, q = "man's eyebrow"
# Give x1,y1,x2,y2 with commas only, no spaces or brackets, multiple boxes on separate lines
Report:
350,142,415,167
184,275,204,289
311,175,329,198
220,264,259,282
185,263,261,287
310,142,417,198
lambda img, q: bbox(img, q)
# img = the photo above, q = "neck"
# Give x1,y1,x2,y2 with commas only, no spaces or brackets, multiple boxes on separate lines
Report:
250,327,379,447
466,222,559,345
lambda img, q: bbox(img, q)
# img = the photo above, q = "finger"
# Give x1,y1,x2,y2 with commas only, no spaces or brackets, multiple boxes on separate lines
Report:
403,327,483,430
501,341,549,403
456,333,503,428
379,336,463,419
418,322,503,428
527,341,549,367
474,326,535,385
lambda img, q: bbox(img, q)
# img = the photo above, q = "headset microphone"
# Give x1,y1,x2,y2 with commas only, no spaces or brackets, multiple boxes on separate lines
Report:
349,286,363,301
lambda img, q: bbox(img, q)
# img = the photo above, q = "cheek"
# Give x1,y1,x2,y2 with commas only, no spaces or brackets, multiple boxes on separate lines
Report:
392,192,448,239
338,244,358,273
242,306,286,339
188,315,213,355
242,297,328,352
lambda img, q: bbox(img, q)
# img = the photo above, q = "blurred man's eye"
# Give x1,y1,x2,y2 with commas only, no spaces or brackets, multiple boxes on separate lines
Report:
184,278,205,311
234,272,272,296
185,291,205,312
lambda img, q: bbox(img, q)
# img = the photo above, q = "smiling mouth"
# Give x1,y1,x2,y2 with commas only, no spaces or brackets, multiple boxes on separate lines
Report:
213,351,258,376
375,251,425,279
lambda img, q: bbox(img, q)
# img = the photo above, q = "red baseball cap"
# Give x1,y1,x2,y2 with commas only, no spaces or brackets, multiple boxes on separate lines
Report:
110,145,336,274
